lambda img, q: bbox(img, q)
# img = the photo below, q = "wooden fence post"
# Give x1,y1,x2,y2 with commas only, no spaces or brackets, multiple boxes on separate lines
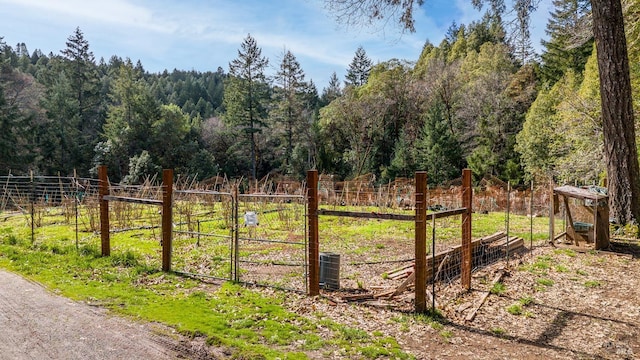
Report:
307,170,319,296
461,169,472,290
98,165,110,256
162,169,173,272
415,171,427,312
233,184,239,282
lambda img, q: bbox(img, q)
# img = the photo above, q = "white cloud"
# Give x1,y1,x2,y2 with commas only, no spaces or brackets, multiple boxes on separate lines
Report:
0,0,177,33
0,0,551,89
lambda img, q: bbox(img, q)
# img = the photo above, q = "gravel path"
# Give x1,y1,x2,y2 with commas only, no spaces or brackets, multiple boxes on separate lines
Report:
0,269,190,360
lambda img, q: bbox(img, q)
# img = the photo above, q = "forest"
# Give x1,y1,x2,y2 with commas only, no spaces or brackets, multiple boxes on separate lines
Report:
0,0,639,186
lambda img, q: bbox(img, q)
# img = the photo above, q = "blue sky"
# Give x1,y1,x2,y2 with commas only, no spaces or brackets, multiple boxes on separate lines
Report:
0,0,553,90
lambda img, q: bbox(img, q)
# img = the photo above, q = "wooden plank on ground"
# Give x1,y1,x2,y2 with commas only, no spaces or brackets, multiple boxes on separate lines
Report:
502,238,524,253
423,232,507,280
388,267,413,280
489,237,525,253
342,293,374,301
374,289,396,298
465,271,505,322
393,271,416,297
381,231,509,281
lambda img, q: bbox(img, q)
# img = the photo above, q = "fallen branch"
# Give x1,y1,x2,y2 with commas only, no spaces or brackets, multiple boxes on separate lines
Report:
433,254,450,282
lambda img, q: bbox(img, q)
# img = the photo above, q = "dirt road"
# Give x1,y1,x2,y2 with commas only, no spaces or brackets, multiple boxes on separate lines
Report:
0,269,215,360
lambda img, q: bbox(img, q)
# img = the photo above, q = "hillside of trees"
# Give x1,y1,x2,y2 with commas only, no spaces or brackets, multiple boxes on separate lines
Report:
1,0,638,186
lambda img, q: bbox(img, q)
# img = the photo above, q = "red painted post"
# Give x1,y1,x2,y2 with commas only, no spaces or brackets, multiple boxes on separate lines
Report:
307,170,320,296
415,171,427,312
461,169,473,290
98,165,110,257
162,169,173,272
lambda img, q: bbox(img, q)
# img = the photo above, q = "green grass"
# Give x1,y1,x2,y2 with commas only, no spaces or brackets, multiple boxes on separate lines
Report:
0,216,409,359
553,249,577,257
440,330,454,341
536,278,554,287
584,280,602,288
490,282,506,295
506,304,523,315
519,255,553,275
518,296,535,306
0,204,553,358
506,296,535,316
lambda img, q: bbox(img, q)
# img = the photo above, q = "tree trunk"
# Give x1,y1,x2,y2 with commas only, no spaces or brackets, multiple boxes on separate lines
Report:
591,0,640,224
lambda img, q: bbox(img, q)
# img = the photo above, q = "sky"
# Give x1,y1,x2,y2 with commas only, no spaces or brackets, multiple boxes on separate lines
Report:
0,0,554,90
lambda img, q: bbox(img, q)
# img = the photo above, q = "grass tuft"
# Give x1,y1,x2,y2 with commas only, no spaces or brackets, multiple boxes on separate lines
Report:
490,282,506,295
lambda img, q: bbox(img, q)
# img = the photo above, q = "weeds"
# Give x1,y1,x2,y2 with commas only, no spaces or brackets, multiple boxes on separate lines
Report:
506,296,536,317
536,278,554,286
584,280,602,288
506,304,523,315
490,282,506,295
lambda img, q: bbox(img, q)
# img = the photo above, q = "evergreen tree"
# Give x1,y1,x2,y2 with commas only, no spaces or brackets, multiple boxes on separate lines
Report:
223,34,270,180
540,0,593,85
511,0,536,64
273,49,308,173
97,61,159,180
417,103,463,184
345,46,373,87
59,27,104,175
0,77,32,173
320,71,342,106
40,65,80,175
466,12,507,52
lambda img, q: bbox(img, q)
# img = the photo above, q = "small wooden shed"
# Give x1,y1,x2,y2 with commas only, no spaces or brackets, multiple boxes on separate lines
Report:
550,185,610,250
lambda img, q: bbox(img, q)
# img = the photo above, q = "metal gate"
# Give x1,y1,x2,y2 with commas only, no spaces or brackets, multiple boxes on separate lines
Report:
171,188,308,292
172,189,235,280
235,193,308,293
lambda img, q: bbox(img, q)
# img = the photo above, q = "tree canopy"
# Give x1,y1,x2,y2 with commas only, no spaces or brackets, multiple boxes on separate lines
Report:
2,9,640,224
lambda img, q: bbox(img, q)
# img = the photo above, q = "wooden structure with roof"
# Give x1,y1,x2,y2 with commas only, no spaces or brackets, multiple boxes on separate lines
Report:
550,185,610,250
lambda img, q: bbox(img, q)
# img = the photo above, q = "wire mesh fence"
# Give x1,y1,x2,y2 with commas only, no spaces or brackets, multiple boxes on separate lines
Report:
0,175,102,245
317,193,415,292
172,188,234,280
311,176,551,313
236,193,307,293
0,172,551,307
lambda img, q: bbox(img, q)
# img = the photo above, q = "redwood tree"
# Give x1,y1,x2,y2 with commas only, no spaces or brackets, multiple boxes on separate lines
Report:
591,0,640,224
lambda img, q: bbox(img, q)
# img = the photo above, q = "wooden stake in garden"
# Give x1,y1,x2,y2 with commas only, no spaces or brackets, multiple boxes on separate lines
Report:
307,170,320,296
461,169,472,290
98,165,110,256
414,171,427,312
162,169,173,272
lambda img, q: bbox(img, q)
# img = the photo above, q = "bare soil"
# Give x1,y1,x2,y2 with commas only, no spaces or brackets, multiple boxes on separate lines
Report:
276,242,640,359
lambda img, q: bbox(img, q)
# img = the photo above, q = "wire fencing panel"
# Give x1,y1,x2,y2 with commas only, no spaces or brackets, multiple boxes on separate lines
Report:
107,184,163,232
172,189,234,280
318,183,416,293
236,193,307,292
0,175,101,243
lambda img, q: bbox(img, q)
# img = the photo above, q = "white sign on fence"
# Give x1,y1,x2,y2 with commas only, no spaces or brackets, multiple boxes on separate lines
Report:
244,211,258,227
